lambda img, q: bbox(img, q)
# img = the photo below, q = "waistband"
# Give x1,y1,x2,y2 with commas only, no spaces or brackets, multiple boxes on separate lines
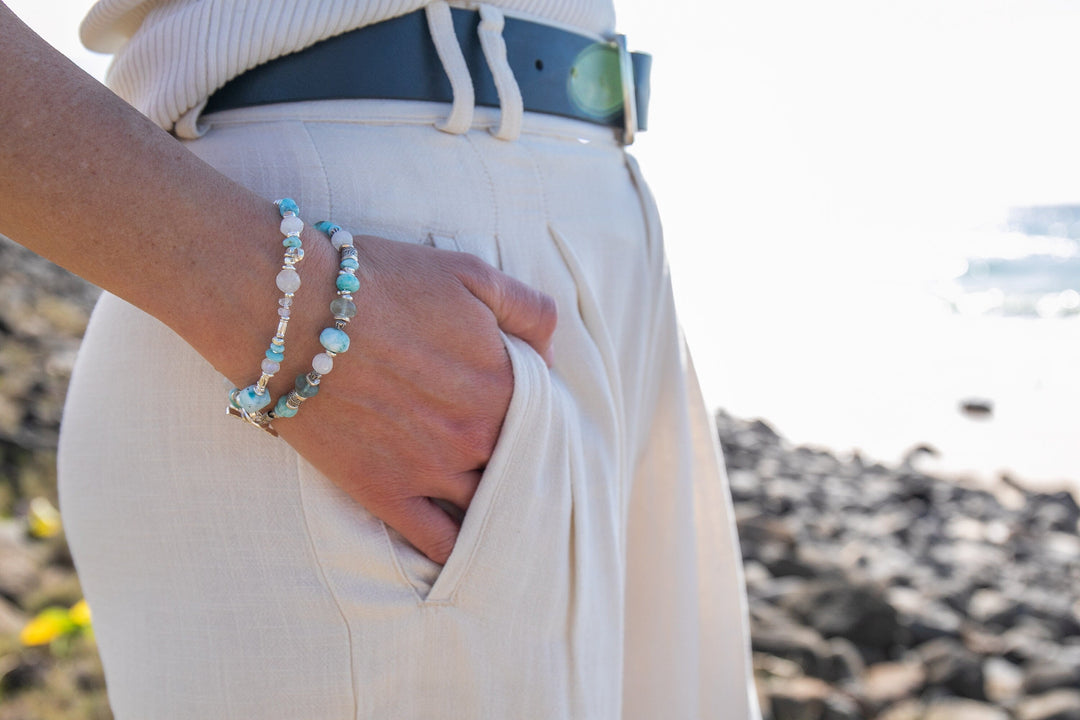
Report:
203,6,650,144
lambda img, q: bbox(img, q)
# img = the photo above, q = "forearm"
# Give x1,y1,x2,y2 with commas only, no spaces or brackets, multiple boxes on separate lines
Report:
0,4,334,388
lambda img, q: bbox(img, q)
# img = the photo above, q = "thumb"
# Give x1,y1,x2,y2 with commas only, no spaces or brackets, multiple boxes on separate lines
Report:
456,257,557,366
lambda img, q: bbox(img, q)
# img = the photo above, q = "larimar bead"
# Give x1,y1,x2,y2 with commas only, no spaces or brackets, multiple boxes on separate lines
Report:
277,198,299,216
339,257,360,270
330,229,354,250
294,373,320,398
280,215,304,235
315,221,341,236
336,274,360,293
276,268,301,294
319,327,350,354
235,385,271,413
282,236,302,248
330,298,357,319
312,352,334,375
273,395,299,418
265,349,285,362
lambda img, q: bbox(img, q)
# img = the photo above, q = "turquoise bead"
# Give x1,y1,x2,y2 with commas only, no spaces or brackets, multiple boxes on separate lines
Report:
336,274,360,293
282,235,302,248
265,349,285,362
235,385,271,413
339,257,360,270
315,221,341,236
273,395,299,418
278,198,299,216
294,374,320,398
320,327,350,354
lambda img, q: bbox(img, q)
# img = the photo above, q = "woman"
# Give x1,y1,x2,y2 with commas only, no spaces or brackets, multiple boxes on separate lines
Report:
0,1,758,717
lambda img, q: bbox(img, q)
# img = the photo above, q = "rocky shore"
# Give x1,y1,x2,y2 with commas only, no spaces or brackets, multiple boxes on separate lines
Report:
721,411,1080,720
1,234,1079,719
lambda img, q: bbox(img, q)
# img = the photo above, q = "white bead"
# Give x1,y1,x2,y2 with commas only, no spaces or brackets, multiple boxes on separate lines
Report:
276,268,301,294
279,297,293,307
280,215,304,236
261,359,280,374
278,307,290,318
331,229,354,250
312,352,334,375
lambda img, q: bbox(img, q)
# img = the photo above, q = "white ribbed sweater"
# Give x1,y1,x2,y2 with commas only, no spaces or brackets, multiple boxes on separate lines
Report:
80,0,616,137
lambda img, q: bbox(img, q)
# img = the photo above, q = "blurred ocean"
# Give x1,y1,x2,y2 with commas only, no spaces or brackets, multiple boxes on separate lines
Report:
943,206,1080,320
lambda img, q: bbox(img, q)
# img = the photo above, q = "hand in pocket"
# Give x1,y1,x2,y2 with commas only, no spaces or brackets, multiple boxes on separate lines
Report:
274,233,557,565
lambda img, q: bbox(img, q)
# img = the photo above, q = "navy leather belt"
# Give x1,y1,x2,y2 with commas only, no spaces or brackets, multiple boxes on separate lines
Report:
204,8,651,143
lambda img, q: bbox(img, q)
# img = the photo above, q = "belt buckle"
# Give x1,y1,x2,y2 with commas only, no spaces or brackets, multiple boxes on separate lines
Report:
613,34,637,146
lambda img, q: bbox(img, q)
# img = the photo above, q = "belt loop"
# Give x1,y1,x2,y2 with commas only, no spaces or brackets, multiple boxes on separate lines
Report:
477,4,523,141
425,1,475,134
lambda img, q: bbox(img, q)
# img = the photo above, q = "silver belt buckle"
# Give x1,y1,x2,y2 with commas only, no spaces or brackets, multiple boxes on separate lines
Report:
613,34,637,146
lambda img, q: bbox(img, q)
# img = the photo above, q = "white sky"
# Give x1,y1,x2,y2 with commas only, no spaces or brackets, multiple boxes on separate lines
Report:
10,0,1080,478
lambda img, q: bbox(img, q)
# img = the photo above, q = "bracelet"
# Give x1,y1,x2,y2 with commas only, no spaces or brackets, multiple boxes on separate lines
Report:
268,221,358,420
227,198,305,432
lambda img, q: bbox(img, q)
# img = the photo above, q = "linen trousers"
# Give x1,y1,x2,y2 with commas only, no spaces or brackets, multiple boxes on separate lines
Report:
58,98,758,719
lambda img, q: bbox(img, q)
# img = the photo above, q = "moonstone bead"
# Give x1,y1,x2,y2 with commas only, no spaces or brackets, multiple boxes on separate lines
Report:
279,297,293,307
330,229,354,250
261,359,280,374
273,396,298,418
278,307,290,318
277,198,299,216
319,327,350,354
276,268,301,294
336,274,360,293
235,385,271,413
280,215,304,236
330,298,357,319
312,353,334,375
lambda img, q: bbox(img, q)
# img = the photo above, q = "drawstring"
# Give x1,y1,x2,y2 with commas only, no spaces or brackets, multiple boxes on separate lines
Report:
477,4,523,141
425,1,474,134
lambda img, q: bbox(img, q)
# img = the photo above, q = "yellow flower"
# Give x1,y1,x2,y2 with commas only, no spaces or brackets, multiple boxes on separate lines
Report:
27,496,62,538
69,599,92,627
19,608,74,646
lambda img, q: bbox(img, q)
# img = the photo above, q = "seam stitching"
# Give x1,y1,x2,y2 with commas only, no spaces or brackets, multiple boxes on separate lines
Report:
293,456,360,720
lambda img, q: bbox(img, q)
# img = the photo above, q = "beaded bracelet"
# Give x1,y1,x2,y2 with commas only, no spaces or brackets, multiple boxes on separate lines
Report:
267,221,358,420
227,198,305,432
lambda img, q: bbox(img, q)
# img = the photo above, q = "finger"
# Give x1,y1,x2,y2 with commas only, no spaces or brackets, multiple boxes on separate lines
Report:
428,470,482,512
455,257,558,366
380,496,460,565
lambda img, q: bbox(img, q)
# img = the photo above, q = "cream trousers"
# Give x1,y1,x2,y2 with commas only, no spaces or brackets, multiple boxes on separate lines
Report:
58,96,758,718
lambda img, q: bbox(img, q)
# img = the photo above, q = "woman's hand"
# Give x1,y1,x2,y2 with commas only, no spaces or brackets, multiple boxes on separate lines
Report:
0,3,559,565
270,233,556,564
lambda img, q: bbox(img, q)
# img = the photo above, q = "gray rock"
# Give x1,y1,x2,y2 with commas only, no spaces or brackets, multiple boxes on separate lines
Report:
922,698,1009,720
787,580,900,650
1016,690,1080,720
918,637,987,701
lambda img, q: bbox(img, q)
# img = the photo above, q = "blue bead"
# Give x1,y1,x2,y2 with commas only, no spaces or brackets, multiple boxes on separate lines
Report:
265,349,285,362
273,395,299,418
235,385,271,413
294,374,320,398
340,257,360,270
282,235,302,248
336,274,361,293
320,327,350,354
278,198,299,217
315,221,341,236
